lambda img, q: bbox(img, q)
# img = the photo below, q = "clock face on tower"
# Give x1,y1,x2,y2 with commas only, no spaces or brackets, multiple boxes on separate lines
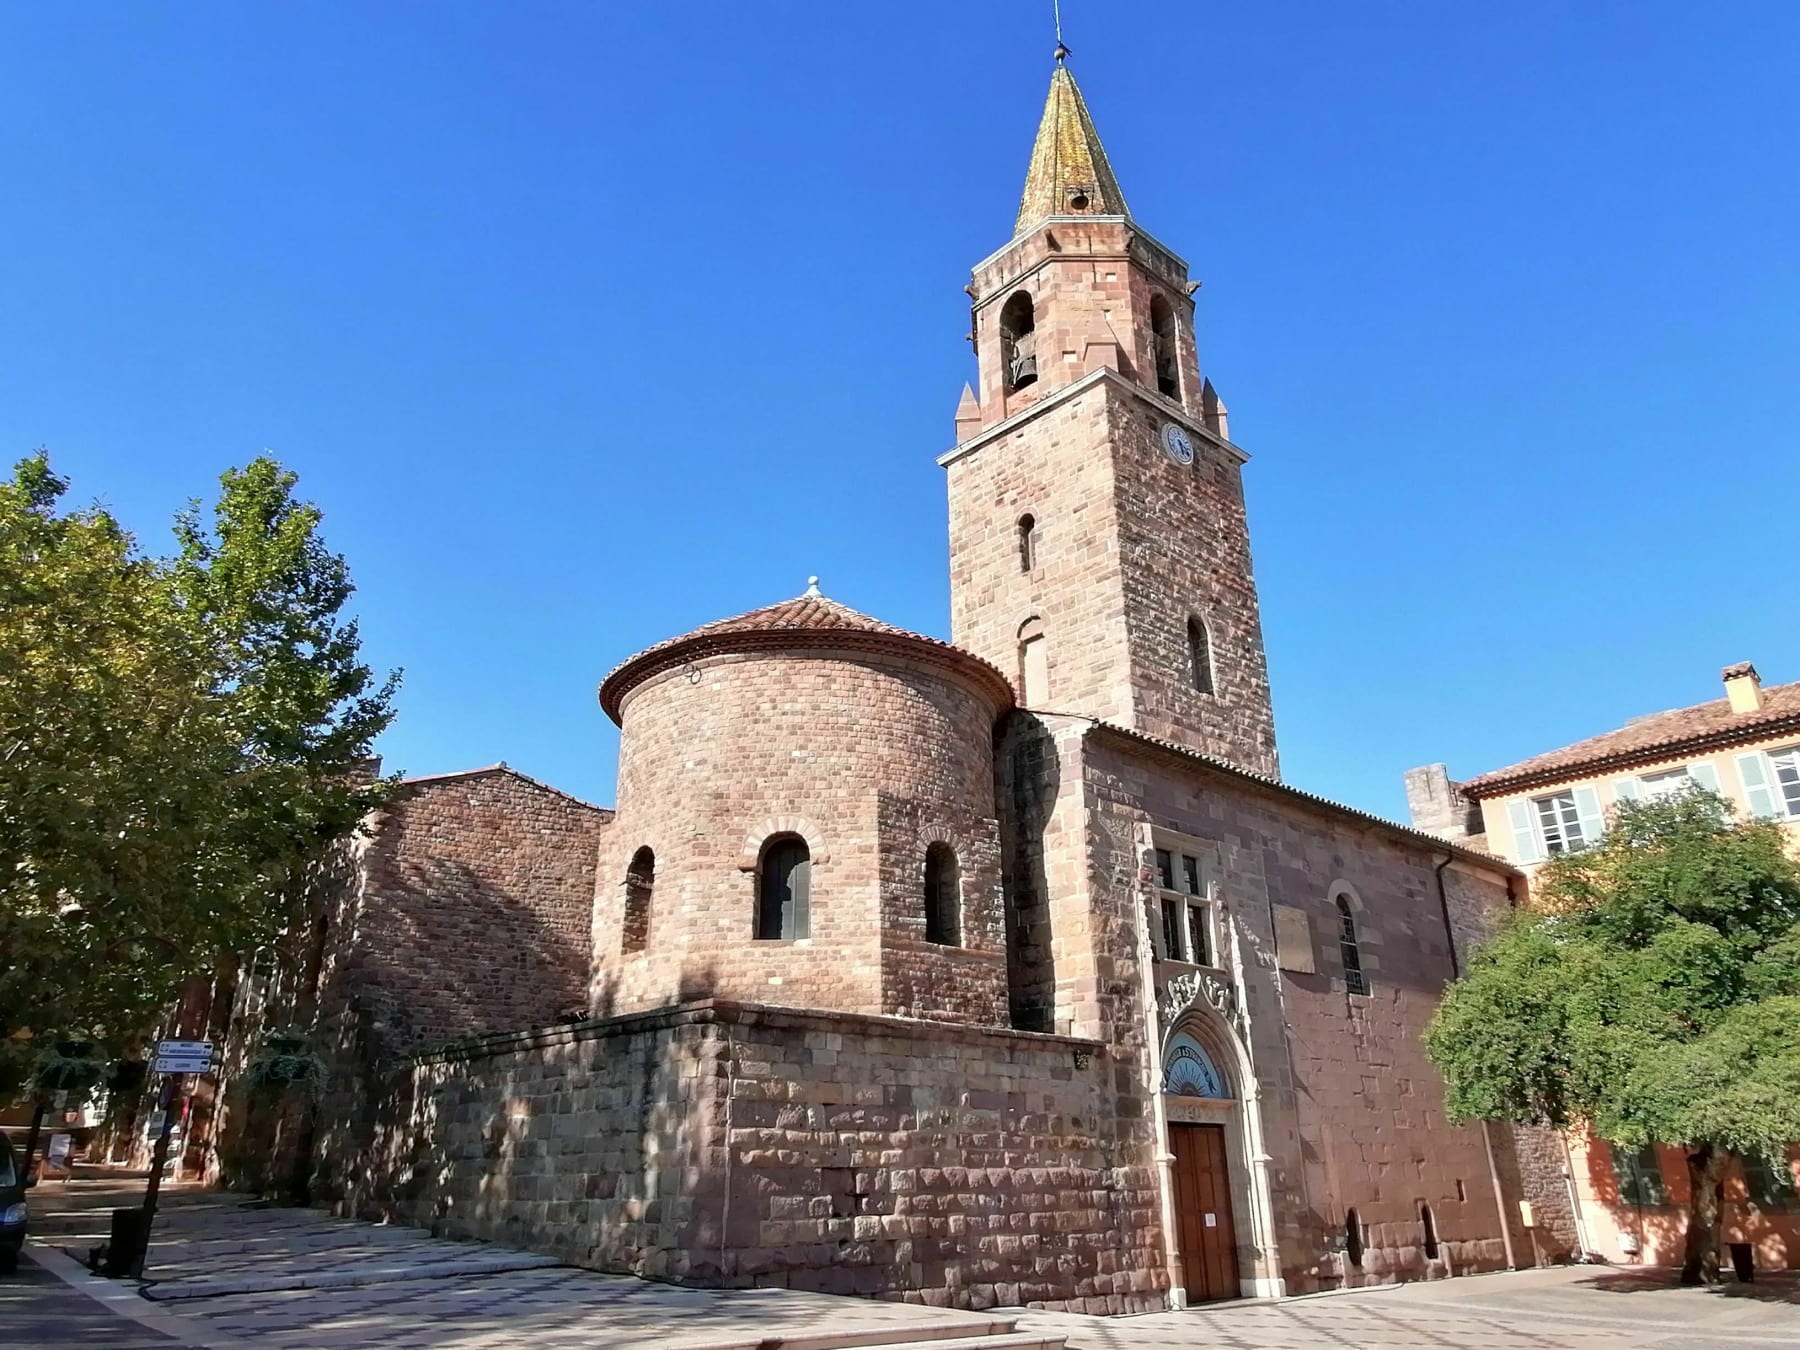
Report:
1160,422,1195,465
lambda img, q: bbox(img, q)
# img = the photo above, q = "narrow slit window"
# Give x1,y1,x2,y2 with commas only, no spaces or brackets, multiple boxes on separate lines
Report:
1337,896,1368,996
1188,616,1215,696
1017,514,1037,572
756,835,811,940
622,846,655,953
1421,1203,1439,1260
924,842,961,946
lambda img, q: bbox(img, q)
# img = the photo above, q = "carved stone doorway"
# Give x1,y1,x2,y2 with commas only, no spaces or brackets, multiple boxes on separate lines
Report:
1170,1121,1242,1302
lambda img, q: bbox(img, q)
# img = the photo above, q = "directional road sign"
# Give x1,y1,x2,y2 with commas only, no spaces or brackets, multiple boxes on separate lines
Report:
152,1039,215,1075
154,1040,213,1056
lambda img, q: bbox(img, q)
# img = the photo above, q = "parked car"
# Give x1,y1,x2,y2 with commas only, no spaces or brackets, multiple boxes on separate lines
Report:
0,1131,32,1273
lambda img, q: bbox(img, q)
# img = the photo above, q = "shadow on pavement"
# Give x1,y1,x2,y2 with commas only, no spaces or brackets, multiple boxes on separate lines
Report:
1573,1264,1800,1305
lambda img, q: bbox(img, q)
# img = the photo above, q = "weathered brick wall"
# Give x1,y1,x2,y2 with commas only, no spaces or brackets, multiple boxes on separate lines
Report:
330,769,611,1059
1104,389,1277,776
1078,729,1536,1294
946,387,1128,720
945,382,1275,779
593,650,1009,1027
319,1001,1168,1314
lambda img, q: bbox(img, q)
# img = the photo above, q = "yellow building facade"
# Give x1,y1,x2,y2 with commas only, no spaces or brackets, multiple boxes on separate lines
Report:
1407,661,1800,1271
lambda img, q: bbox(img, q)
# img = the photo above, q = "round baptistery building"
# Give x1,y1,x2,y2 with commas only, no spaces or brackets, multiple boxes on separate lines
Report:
592,583,1014,1026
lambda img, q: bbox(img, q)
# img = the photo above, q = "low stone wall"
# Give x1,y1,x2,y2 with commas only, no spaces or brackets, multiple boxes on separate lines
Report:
314,1000,1167,1314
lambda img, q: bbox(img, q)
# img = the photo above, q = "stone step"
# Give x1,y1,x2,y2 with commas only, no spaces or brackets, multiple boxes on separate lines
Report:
670,1329,1063,1350
817,1336,1064,1350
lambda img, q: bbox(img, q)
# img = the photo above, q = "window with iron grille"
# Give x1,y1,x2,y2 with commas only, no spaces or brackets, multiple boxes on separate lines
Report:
1337,897,1368,996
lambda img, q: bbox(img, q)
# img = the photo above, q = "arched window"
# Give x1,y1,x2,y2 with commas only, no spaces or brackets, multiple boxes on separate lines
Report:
1017,616,1047,707
756,835,811,940
923,842,960,946
1420,1203,1439,1260
622,846,655,953
1345,1209,1365,1267
999,291,1038,393
1162,1032,1229,1099
1187,616,1215,696
1017,513,1038,572
1150,294,1180,398
1336,895,1369,996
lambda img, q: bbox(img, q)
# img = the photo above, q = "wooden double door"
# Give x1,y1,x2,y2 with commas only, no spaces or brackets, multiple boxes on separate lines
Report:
1170,1122,1241,1303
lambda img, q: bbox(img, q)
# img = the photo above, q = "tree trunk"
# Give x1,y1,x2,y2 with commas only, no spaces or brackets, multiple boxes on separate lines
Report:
18,1097,46,1178
1681,1143,1725,1285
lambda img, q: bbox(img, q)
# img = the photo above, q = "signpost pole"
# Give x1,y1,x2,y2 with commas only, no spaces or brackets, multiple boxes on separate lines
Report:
132,1075,182,1279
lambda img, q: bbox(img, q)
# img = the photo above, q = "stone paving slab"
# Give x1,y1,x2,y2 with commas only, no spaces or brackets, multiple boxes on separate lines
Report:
1016,1266,1800,1350
24,1171,1800,1350
26,1171,1030,1349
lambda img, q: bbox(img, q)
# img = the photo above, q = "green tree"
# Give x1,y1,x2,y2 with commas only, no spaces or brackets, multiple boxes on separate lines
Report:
0,452,397,1066
1425,790,1800,1284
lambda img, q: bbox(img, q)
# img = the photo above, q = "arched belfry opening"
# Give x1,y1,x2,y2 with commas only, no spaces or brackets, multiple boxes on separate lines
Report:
999,291,1038,393
1151,294,1181,399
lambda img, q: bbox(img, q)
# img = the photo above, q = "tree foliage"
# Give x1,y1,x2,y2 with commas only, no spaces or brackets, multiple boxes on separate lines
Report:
1425,789,1800,1281
0,452,397,1064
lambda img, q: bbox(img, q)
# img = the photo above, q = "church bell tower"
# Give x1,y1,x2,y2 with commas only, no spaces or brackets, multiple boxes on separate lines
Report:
941,50,1278,778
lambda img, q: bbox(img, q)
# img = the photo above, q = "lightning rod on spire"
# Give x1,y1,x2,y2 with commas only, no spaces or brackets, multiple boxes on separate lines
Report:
1053,0,1070,62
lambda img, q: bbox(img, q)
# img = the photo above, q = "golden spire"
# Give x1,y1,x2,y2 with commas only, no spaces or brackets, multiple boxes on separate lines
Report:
1014,54,1129,235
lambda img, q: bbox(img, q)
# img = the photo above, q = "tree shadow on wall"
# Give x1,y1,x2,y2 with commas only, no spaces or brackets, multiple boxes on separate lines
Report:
311,855,598,1219
368,852,592,1057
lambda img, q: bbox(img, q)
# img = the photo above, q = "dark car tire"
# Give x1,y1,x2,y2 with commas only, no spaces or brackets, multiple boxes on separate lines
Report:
0,1250,17,1275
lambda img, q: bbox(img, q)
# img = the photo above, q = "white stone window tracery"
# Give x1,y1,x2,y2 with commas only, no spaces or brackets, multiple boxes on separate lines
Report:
1152,843,1218,968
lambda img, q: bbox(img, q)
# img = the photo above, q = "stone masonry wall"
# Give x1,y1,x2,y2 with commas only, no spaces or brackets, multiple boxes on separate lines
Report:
594,649,1008,1027
331,769,611,1060
1079,729,1537,1294
947,385,1130,723
1104,386,1277,777
320,1000,1168,1315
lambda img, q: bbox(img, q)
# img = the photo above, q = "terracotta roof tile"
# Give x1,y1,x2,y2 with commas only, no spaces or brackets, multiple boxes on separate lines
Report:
598,587,1013,725
1083,720,1515,875
1462,679,1800,797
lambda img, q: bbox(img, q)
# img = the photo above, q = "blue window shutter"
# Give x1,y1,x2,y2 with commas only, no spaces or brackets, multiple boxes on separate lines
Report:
1736,753,1780,818
1507,799,1544,863
1573,786,1605,846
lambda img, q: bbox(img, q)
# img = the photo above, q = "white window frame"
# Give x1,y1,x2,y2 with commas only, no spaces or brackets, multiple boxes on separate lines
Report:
1748,746,1800,820
1506,785,1604,864
1150,835,1221,969
1615,761,1721,807
1636,767,1690,801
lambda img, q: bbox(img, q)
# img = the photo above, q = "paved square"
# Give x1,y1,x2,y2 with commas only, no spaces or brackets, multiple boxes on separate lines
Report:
7,1172,1796,1349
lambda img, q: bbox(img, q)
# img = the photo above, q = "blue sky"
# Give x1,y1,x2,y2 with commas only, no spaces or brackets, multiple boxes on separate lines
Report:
4,2,1797,822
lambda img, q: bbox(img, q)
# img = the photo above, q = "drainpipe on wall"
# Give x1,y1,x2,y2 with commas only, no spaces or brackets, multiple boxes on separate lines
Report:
1559,1131,1594,1261
1449,851,1522,1272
